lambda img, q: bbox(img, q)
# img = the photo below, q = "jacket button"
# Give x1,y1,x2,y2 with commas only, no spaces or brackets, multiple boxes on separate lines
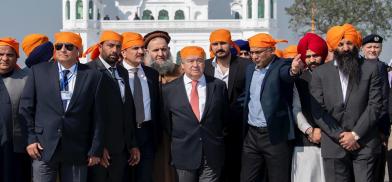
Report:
199,138,202,141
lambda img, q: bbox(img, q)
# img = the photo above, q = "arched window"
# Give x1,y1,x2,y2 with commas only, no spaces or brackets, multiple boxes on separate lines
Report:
234,12,240,19
66,0,70,20
258,0,264,18
174,10,185,20
194,11,201,20
76,0,83,19
142,10,152,20
88,0,94,20
176,51,181,64
158,10,169,20
97,10,101,20
270,0,274,18
247,0,252,18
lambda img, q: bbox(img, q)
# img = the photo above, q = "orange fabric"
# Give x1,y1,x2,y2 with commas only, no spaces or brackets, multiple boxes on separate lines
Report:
274,49,283,57
180,46,206,60
248,33,288,48
209,29,240,58
83,30,122,60
22,34,49,57
54,32,83,56
122,32,144,50
282,45,298,58
326,24,361,51
0,37,19,58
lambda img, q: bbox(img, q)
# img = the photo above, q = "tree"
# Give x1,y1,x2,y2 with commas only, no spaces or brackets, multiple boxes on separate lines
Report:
285,0,392,38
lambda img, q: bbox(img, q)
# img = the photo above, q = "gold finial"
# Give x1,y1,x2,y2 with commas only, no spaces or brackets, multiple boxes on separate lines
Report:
311,1,316,33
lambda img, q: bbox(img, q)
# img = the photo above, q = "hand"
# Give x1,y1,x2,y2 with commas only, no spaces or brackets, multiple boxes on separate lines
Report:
305,127,314,143
311,128,321,144
339,132,359,151
87,156,101,166
99,148,110,168
128,147,141,166
290,54,303,76
26,143,43,160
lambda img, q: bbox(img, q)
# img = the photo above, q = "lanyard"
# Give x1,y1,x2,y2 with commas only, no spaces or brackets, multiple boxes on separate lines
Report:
59,64,77,91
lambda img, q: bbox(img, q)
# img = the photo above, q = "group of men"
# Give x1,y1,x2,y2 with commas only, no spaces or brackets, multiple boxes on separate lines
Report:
0,23,390,182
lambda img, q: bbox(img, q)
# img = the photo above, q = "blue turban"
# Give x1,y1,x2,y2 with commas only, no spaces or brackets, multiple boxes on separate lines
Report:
234,39,250,51
25,41,53,68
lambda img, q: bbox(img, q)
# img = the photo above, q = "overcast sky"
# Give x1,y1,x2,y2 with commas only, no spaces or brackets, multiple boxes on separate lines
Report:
1,0,391,64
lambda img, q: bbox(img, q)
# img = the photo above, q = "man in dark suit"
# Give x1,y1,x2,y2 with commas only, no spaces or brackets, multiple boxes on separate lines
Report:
162,46,229,182
84,30,140,182
19,32,104,182
311,24,383,182
0,37,30,182
204,29,252,182
121,32,160,182
240,33,301,182
361,34,390,182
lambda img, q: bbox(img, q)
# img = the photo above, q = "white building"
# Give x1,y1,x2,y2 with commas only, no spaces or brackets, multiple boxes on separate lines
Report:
62,0,298,61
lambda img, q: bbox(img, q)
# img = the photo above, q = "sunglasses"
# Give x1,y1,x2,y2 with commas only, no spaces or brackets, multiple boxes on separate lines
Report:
55,43,75,51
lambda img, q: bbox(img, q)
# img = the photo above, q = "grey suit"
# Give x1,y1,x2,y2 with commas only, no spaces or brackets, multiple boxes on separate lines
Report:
310,60,383,182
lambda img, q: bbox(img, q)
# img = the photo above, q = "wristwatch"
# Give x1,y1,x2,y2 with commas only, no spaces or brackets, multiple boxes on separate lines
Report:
305,127,313,136
351,131,360,141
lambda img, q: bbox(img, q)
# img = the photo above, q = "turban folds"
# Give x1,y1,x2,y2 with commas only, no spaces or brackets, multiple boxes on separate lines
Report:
180,46,206,60
122,32,144,50
297,33,328,65
22,34,49,57
234,39,250,52
209,29,240,58
326,24,361,51
248,33,288,48
282,45,298,59
0,37,19,58
25,42,54,68
54,32,83,55
83,30,122,60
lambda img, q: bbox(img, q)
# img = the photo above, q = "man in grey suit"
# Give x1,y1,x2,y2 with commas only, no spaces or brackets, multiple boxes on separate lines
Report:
0,37,30,182
311,24,383,182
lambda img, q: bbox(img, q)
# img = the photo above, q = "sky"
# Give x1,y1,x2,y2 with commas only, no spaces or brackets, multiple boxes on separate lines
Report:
1,0,391,65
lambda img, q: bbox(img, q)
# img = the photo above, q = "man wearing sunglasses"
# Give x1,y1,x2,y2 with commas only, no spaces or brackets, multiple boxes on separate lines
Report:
84,30,140,182
19,32,105,182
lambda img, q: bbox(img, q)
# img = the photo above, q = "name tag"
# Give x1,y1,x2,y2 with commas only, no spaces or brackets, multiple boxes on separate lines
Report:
61,91,72,100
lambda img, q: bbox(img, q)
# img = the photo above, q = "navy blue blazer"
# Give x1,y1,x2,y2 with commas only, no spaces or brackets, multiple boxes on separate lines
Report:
19,62,105,164
243,56,295,144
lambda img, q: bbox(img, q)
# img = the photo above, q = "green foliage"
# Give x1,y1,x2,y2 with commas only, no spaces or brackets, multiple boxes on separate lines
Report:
285,0,392,38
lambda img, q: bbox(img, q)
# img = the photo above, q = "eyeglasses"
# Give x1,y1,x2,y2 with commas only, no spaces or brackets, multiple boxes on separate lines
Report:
55,43,75,51
305,54,320,58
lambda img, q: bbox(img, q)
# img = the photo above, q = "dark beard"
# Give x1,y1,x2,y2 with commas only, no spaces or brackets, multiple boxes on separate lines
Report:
334,47,361,84
150,61,176,75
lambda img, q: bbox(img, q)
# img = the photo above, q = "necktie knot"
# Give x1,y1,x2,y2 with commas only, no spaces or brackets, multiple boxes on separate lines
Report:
132,68,139,75
191,80,198,87
109,67,116,78
62,70,70,77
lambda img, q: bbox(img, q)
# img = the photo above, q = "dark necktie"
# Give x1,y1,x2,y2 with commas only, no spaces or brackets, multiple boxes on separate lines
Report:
132,68,145,124
61,70,70,110
109,67,116,79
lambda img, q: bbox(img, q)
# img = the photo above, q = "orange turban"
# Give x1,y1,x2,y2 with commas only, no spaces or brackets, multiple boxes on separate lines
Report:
248,33,288,48
83,30,122,60
209,29,240,58
54,32,83,56
22,34,49,57
122,32,144,50
282,45,298,58
326,24,361,51
274,49,283,57
0,37,19,58
180,46,206,60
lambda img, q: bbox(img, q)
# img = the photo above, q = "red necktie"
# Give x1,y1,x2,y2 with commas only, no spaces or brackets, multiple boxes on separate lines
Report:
190,80,200,121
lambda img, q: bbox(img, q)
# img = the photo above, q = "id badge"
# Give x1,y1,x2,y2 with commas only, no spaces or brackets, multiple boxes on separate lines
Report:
61,91,72,100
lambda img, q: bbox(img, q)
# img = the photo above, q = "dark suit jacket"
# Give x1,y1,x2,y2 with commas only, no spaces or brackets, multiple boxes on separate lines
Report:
19,62,105,164
0,77,12,147
162,75,229,170
310,60,383,158
243,56,295,145
87,59,137,154
374,60,390,136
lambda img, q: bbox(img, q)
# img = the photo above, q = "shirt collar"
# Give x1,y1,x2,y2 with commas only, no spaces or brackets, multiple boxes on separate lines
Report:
122,61,142,71
255,62,271,71
183,74,206,85
211,57,230,68
58,62,77,75
99,56,116,70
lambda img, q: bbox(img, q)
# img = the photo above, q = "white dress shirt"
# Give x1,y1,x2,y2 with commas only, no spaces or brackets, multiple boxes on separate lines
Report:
183,74,207,119
338,70,348,102
99,57,125,102
212,57,230,88
122,61,152,121
58,62,77,110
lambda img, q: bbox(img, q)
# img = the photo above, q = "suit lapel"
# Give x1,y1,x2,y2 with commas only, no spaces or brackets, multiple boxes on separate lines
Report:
227,56,238,99
142,65,155,100
331,63,345,104
177,76,200,121
49,62,64,114
204,59,215,77
67,63,87,111
201,77,215,122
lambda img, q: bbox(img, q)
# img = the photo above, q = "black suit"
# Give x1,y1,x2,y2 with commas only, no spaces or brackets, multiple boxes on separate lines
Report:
241,56,295,182
310,60,382,182
87,59,137,182
204,56,251,182
162,75,229,180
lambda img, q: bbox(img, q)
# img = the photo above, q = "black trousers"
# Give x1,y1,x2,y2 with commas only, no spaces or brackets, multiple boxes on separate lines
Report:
323,152,376,182
88,151,128,182
373,145,386,182
221,119,243,182
240,126,291,182
0,141,31,182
